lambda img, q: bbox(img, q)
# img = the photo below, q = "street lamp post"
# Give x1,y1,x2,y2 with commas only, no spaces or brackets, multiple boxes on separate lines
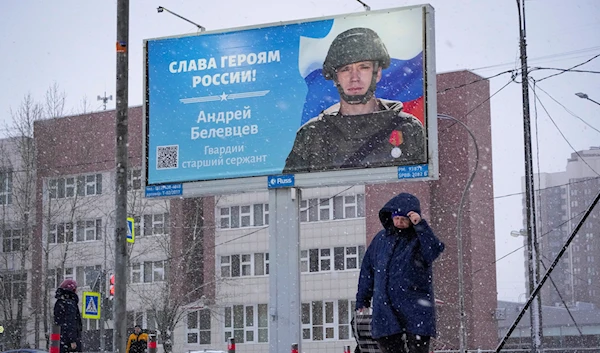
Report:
157,6,206,31
575,92,600,107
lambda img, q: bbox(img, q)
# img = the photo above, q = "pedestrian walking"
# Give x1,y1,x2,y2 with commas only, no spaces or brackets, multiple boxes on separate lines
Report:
54,279,82,353
356,193,445,353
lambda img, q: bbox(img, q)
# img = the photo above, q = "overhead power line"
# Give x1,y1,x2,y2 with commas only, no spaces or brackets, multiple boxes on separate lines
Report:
537,53,600,82
533,84,600,134
470,46,600,72
529,80,600,176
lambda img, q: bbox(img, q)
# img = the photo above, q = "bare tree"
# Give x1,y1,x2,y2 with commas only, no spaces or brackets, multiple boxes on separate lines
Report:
0,93,42,349
126,198,211,353
44,82,66,120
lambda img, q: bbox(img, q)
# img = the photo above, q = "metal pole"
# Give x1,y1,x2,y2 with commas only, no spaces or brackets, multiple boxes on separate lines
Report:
516,0,543,351
269,188,301,353
49,324,60,353
584,96,600,106
148,333,157,353
114,1,129,352
228,337,235,353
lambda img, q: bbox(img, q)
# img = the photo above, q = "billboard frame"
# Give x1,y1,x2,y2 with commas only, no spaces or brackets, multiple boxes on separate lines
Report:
142,4,437,197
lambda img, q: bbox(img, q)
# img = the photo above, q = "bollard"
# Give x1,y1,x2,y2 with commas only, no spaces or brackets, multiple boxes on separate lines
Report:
344,345,351,353
291,343,299,353
49,324,60,353
148,333,157,353
228,337,235,353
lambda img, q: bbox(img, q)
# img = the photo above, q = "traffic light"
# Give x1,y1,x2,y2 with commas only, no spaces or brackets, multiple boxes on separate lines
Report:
109,274,115,299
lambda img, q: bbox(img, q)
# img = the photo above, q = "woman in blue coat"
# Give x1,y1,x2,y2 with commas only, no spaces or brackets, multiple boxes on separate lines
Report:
356,193,445,353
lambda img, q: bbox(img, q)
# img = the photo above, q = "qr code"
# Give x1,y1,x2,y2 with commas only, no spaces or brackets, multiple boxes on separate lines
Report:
156,145,179,169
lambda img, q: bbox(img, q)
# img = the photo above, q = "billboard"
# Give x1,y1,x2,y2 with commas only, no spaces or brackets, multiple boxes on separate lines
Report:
144,4,437,192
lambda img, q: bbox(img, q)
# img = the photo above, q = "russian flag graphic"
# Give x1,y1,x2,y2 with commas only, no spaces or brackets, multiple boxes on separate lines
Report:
297,11,425,125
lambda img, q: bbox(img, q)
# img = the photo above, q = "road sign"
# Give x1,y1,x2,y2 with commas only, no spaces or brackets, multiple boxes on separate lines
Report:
127,217,135,243
82,291,101,319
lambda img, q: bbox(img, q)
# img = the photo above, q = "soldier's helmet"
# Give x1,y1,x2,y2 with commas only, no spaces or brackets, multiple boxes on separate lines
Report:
323,27,390,80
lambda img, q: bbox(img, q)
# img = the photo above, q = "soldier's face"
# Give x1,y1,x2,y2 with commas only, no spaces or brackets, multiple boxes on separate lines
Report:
335,61,381,97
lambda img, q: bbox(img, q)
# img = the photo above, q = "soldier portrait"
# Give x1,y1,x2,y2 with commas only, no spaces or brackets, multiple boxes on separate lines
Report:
283,27,427,174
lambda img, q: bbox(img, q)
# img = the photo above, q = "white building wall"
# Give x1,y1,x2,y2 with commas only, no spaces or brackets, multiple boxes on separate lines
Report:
180,186,367,353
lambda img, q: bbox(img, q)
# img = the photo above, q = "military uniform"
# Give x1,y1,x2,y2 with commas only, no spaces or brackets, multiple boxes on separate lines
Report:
283,99,426,174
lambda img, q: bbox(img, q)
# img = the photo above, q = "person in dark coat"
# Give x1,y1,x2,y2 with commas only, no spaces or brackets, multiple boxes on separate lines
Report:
283,27,426,174
54,279,82,352
356,193,445,353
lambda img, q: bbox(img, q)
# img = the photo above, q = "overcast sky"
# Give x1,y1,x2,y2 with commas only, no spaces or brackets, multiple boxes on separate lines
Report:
1,0,599,302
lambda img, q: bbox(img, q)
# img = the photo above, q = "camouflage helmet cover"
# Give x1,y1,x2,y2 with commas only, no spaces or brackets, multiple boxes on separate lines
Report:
323,27,391,80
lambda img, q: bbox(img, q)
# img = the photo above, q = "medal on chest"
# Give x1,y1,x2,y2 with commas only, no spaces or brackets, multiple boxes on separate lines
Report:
389,130,403,158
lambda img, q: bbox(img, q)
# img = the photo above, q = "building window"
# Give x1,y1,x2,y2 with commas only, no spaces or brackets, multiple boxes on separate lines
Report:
220,208,230,229
319,199,332,221
130,263,142,283
302,301,335,341
254,253,269,276
142,260,167,283
300,194,365,223
187,309,211,344
334,246,366,271
219,203,269,229
49,173,102,199
301,300,354,341
224,304,268,343
220,256,231,278
75,265,102,288
241,254,252,276
130,261,168,283
0,169,13,205
337,299,354,340
0,271,27,299
141,213,170,236
78,174,102,196
47,267,74,290
127,311,145,328
2,229,22,253
128,169,142,190
75,219,102,242
49,222,74,244
301,246,364,273
220,253,269,278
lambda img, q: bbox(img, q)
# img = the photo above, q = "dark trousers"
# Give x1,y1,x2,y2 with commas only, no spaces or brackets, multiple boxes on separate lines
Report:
376,332,430,353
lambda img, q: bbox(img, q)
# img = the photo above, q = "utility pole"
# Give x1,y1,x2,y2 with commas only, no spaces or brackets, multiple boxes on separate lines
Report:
517,0,543,351
114,1,129,353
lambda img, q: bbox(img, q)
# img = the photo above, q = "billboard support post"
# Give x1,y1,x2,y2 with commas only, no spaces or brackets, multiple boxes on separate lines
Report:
268,188,301,353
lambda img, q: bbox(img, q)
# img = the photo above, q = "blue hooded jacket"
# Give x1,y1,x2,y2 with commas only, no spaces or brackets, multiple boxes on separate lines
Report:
356,193,445,338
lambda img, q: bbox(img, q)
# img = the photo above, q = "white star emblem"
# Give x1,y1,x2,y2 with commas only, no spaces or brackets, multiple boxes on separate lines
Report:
219,92,228,101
